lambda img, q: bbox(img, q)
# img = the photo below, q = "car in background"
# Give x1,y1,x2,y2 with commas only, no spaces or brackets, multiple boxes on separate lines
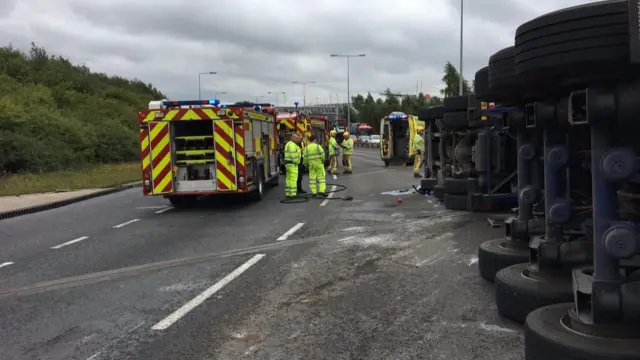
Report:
369,134,380,147
358,135,371,146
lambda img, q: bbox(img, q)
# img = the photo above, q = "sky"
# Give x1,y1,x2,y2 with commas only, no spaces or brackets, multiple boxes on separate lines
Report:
0,0,597,106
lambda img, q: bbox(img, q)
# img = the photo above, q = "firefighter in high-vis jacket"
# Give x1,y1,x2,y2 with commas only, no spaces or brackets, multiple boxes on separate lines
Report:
411,126,425,178
341,132,354,173
284,133,303,197
327,130,339,175
303,135,327,197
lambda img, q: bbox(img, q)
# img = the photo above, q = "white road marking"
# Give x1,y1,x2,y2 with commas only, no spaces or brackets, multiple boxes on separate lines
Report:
155,206,173,214
332,174,338,180
0,262,14,269
320,185,337,206
277,222,305,241
113,219,140,228
51,236,89,249
348,169,387,177
151,254,266,331
136,206,169,210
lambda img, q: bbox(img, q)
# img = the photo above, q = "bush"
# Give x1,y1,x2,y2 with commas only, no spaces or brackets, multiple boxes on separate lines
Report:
0,43,165,175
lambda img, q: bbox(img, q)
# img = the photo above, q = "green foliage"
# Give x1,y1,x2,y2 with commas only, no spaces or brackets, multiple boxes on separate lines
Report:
341,62,471,132
0,42,165,174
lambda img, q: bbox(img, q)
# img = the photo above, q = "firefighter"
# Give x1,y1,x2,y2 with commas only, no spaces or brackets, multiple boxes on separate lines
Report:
303,135,327,197
327,130,339,175
411,126,425,178
284,133,302,198
341,132,354,173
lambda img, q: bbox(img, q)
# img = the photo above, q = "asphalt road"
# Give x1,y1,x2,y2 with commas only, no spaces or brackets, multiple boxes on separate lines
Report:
0,148,524,360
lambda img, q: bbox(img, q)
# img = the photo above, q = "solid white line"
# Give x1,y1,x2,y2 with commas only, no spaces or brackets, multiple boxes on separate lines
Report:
151,254,266,331
51,236,89,249
332,174,338,180
320,185,337,206
349,169,387,177
136,206,169,210
276,222,305,241
155,206,173,214
113,219,140,228
0,262,14,269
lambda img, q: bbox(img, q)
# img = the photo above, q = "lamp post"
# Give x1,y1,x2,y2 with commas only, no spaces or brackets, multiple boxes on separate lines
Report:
291,81,315,106
330,53,365,128
198,71,216,100
268,91,286,106
459,0,464,96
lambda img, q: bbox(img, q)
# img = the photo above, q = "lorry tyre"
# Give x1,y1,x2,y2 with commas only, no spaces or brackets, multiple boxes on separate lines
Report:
495,263,574,323
433,184,445,201
444,178,468,194
441,112,468,129
515,0,630,87
168,195,198,208
474,66,491,101
478,239,529,282
488,46,518,96
420,178,438,191
443,95,471,112
418,105,444,121
444,193,467,210
250,169,265,201
524,303,640,360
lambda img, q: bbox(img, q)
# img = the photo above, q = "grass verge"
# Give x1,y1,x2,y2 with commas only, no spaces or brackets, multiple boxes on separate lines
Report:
0,162,141,196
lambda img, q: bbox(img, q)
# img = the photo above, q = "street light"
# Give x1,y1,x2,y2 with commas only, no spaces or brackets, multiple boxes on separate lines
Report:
459,0,464,96
291,81,316,106
198,71,216,100
268,91,286,106
330,53,365,128
214,91,227,98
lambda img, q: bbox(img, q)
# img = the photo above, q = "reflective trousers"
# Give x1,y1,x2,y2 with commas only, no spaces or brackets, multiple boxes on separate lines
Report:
308,162,326,194
285,164,299,196
413,153,422,175
343,155,352,173
329,155,338,174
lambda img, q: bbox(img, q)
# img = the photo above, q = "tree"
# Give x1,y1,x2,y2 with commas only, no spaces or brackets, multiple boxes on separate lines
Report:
440,61,472,98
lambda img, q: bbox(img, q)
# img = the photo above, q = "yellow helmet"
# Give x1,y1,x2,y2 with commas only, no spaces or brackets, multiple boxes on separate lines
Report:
416,126,424,132
330,130,337,135
343,131,350,137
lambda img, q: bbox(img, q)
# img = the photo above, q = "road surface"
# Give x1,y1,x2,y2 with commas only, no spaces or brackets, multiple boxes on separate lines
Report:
0,148,524,360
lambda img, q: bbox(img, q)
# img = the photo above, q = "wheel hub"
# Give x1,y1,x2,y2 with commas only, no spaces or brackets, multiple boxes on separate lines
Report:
563,308,640,339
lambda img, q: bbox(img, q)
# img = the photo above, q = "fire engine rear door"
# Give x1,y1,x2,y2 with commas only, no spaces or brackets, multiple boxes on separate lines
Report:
213,120,238,191
147,121,174,194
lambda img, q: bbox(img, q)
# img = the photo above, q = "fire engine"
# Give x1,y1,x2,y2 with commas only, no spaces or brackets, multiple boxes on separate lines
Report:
137,99,280,207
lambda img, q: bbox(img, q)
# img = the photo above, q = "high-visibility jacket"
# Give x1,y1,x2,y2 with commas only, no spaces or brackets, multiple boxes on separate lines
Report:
342,138,354,155
329,137,339,156
284,140,301,165
412,134,424,153
303,142,325,166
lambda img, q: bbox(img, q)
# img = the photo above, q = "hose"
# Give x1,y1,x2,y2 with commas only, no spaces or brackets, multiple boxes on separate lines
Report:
280,183,353,203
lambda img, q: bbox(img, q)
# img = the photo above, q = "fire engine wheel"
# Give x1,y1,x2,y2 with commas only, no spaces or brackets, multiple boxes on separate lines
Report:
477,238,529,282
250,170,265,201
270,172,280,186
474,66,491,101
514,0,630,88
444,193,467,210
495,263,574,323
524,303,640,360
168,195,198,208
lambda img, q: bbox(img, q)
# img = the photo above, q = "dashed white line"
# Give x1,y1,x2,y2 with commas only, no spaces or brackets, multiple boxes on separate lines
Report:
51,236,89,249
277,222,305,241
151,254,266,331
113,219,140,228
332,174,338,180
320,185,337,206
0,262,14,269
155,206,173,214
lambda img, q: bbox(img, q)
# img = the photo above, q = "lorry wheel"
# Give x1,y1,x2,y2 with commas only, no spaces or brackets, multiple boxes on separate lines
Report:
489,46,518,96
444,193,467,210
441,112,468,130
420,178,437,191
515,0,629,87
474,66,491,101
524,303,640,360
168,195,198,208
444,178,469,194
478,239,529,282
443,95,472,112
250,170,265,201
495,263,574,323
433,184,445,201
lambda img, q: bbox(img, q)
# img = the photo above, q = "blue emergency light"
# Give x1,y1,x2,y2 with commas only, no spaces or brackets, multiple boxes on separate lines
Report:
162,99,220,107
253,105,261,111
389,113,408,120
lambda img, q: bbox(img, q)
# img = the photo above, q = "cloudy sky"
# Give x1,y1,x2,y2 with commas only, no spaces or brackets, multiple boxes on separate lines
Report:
1,0,595,106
